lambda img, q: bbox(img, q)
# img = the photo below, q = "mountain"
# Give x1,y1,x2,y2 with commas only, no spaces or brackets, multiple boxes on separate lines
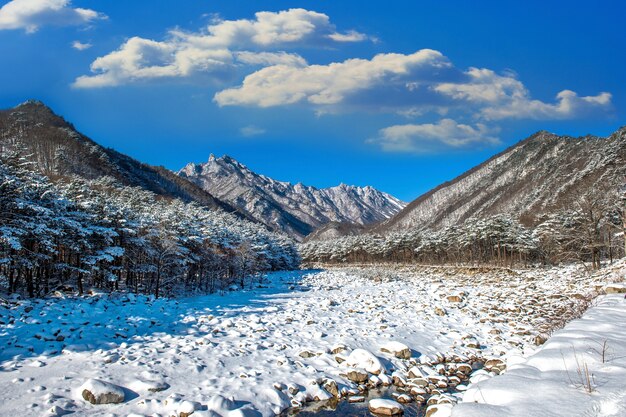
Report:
377,128,626,233
179,155,406,239
0,100,238,214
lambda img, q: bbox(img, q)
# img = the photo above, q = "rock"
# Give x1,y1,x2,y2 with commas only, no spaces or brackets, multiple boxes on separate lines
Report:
129,378,169,393
368,398,404,415
534,334,548,345
380,342,412,359
348,395,365,403
456,363,472,375
346,369,369,383
604,283,626,294
463,338,480,349
408,366,423,379
425,403,453,417
346,349,384,375
299,350,316,358
434,307,447,316
331,344,347,354
323,379,339,398
178,400,198,417
80,379,125,405
446,294,464,303
484,358,506,372
392,393,413,403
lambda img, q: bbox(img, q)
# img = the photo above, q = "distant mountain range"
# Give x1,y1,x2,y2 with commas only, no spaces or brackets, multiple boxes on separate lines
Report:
179,155,406,239
0,101,405,240
3,101,623,244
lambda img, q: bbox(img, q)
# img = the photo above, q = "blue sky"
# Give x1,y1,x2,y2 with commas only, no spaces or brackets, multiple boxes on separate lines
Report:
0,0,623,201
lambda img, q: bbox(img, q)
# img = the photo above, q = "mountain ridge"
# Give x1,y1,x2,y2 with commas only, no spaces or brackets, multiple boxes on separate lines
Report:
376,127,626,234
179,154,406,240
0,100,242,216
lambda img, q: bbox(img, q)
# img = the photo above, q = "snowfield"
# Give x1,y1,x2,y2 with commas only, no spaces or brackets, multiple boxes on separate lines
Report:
1,264,624,417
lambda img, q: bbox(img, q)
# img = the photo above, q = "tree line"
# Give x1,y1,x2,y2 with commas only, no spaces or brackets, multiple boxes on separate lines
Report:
0,151,300,298
301,192,625,270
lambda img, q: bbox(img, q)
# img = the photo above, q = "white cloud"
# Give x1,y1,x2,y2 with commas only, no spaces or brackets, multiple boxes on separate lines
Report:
328,30,368,42
234,51,307,67
435,68,612,120
214,49,451,107
373,119,500,153
71,40,91,50
215,52,612,122
0,0,105,33
73,8,366,88
239,125,266,137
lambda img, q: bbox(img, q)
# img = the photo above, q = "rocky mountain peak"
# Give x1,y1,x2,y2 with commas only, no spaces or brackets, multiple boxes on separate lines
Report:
178,154,405,240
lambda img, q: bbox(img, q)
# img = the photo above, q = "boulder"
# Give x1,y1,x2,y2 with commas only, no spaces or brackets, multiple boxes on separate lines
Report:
368,398,404,415
380,341,412,359
80,379,125,405
604,283,626,294
425,403,453,417
346,369,369,383
346,349,384,375
484,358,506,372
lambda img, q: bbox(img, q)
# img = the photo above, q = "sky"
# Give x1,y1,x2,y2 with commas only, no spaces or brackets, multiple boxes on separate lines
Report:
0,0,624,201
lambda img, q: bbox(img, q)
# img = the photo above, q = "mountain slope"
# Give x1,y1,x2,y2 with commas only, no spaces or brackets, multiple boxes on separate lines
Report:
179,155,406,239
378,128,626,233
0,100,238,214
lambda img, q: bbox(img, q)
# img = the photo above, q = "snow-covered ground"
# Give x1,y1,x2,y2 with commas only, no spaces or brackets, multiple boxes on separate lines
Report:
0,264,623,417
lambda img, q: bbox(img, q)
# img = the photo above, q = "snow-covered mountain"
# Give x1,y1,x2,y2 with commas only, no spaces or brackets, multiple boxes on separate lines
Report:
378,128,626,233
0,100,240,215
179,155,406,239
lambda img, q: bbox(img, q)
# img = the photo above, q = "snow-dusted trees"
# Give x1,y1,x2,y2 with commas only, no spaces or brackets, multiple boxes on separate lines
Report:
302,201,626,269
0,154,299,297
533,190,625,270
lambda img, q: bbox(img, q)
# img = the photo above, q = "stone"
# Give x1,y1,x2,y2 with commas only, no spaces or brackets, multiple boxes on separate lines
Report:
604,283,626,294
534,334,548,345
346,349,384,374
381,341,412,359
425,403,453,417
484,358,506,372
299,350,316,358
446,294,463,303
368,398,404,415
323,379,339,398
80,379,125,405
434,307,447,316
346,369,369,383
348,395,365,403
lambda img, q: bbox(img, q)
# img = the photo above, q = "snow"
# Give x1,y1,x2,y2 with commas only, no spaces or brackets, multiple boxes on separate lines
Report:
452,293,626,417
0,265,624,416
78,379,125,404
345,348,385,375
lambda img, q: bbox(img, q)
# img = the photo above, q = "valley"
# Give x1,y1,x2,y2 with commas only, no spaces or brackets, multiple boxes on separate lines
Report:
1,264,625,417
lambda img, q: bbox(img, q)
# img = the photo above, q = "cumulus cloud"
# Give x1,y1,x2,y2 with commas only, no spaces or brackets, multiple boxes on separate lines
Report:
71,40,91,50
435,68,612,120
372,119,500,153
239,125,266,137
214,51,612,122
0,0,105,33
215,49,452,107
73,8,366,88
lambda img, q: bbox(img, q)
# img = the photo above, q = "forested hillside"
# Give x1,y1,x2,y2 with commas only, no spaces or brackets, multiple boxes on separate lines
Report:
302,129,626,268
0,100,238,213
0,121,299,298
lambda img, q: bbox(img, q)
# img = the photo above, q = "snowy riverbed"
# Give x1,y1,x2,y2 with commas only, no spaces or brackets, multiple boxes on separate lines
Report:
0,264,624,417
